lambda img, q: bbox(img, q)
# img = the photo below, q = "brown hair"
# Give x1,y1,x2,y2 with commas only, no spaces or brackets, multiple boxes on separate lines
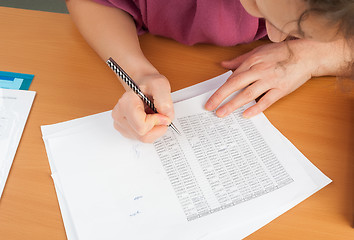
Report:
303,0,354,39
299,0,354,78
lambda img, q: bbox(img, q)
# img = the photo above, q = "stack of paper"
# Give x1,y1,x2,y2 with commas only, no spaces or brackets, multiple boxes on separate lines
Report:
42,72,331,240
0,88,36,198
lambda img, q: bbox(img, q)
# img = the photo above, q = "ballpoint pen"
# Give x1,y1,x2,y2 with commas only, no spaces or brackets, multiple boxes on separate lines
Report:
106,57,181,135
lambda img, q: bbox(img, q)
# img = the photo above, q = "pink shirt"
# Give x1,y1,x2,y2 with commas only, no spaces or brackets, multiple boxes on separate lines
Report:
92,0,266,46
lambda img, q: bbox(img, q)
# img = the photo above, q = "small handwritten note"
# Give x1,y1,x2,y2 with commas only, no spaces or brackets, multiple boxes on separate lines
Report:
129,195,144,217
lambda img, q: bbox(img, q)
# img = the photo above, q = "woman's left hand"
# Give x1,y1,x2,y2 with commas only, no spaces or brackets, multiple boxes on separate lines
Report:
205,39,317,118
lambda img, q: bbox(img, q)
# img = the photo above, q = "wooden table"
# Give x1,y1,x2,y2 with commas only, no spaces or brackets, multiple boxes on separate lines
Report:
0,6,352,240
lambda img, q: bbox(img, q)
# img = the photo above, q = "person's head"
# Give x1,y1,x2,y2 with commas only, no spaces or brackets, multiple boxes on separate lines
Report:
241,0,354,80
240,0,354,43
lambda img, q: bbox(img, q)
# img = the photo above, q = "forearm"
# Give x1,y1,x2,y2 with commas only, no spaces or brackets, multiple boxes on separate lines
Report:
66,0,159,87
292,38,352,77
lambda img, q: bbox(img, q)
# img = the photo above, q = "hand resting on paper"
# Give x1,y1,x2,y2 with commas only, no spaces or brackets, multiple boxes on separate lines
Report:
205,37,352,119
111,73,175,143
205,39,316,118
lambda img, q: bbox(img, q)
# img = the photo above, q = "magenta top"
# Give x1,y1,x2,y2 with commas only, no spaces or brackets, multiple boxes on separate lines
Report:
92,0,267,46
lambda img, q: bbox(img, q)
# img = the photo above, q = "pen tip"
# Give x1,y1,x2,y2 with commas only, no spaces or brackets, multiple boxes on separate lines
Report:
169,123,181,135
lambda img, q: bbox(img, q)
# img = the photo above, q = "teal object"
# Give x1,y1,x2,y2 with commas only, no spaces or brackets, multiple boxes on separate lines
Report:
0,71,34,90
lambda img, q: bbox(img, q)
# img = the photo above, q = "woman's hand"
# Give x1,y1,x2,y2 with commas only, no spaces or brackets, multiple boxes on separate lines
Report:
67,0,175,143
205,39,317,118
112,73,174,143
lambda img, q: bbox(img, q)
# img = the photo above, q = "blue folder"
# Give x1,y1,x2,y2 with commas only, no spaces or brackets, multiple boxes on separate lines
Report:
0,71,34,90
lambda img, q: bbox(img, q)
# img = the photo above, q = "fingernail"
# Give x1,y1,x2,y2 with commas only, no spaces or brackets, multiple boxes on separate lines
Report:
217,108,227,117
243,111,253,119
157,116,171,126
243,113,251,119
205,101,214,111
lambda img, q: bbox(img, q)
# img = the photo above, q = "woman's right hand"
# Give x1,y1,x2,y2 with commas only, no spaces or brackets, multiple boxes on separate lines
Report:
67,0,173,142
111,73,174,143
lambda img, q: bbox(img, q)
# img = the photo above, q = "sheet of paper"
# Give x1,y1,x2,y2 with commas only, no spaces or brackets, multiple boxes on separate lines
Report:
0,88,36,198
170,72,331,239
42,72,330,240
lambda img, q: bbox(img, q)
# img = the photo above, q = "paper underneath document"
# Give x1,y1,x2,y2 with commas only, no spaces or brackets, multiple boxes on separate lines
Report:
0,88,36,198
42,72,331,240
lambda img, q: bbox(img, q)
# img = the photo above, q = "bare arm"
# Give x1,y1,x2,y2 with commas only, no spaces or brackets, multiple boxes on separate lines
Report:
308,38,352,77
67,0,174,142
66,0,158,84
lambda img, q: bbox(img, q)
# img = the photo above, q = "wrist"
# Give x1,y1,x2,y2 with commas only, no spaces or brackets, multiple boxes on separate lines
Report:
110,55,159,90
293,38,352,77
128,58,160,82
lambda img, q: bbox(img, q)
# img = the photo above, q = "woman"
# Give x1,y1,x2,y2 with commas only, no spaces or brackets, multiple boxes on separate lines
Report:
66,0,353,142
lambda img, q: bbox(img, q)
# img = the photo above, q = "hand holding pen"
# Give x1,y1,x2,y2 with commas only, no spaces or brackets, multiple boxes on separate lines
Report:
107,57,180,142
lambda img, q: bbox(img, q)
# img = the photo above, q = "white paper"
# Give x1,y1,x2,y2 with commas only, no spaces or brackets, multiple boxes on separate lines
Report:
42,72,331,240
0,88,36,198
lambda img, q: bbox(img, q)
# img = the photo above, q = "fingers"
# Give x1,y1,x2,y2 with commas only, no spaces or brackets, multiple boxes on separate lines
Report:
112,90,171,143
206,59,288,119
112,73,174,143
148,77,174,120
243,89,283,118
221,50,255,71
210,43,299,119
211,50,265,113
210,82,284,120
205,69,259,112
113,115,168,143
213,80,269,118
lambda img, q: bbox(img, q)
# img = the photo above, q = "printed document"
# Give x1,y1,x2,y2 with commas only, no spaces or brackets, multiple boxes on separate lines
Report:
0,88,35,198
42,72,331,240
